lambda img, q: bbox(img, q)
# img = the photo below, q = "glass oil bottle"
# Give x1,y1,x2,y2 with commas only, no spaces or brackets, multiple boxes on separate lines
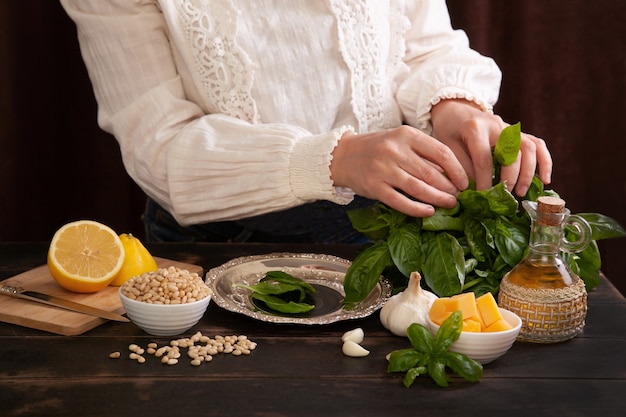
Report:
498,196,591,343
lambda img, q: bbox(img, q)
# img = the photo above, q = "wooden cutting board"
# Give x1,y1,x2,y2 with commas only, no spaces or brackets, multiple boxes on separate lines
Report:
0,258,202,336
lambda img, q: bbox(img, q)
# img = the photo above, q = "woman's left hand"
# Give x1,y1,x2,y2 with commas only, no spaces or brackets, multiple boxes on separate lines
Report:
430,99,552,197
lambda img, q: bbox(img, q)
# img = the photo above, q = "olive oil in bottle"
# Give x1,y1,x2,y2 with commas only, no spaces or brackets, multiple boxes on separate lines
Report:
498,196,591,343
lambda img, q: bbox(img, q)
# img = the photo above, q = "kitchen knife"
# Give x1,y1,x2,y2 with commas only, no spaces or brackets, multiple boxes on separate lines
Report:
0,285,130,322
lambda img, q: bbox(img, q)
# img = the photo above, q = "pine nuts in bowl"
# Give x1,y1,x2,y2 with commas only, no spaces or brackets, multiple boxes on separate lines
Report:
119,266,212,336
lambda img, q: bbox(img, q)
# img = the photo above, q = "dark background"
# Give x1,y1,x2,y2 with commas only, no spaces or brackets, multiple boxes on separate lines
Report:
1,1,625,294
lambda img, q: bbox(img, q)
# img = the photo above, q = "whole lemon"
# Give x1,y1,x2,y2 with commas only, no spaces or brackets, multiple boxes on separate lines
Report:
110,233,158,286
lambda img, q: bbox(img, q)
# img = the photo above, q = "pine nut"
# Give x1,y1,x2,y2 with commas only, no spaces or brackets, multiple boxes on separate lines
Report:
120,267,212,304
110,332,256,366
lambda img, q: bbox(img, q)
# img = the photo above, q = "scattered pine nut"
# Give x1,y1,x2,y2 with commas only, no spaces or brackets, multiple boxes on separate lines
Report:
107,332,257,366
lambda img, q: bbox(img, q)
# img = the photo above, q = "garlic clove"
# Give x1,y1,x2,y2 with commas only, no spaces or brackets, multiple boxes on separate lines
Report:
342,340,370,357
341,327,364,344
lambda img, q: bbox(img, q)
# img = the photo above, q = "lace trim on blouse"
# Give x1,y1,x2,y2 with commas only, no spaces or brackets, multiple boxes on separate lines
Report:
416,88,494,135
326,0,409,133
176,0,259,123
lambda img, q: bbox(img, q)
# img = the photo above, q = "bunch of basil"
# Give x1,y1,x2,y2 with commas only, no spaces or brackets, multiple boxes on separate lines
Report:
343,123,625,304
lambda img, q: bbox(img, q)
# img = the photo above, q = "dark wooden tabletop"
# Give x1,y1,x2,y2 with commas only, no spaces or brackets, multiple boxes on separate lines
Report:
1,242,625,417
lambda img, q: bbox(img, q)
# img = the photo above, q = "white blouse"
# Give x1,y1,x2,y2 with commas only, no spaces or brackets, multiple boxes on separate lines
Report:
60,0,501,225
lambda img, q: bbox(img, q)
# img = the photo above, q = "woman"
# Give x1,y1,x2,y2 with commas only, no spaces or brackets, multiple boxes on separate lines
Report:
60,0,552,243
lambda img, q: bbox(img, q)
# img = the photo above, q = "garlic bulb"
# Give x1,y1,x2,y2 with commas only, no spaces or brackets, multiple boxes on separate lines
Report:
379,271,438,337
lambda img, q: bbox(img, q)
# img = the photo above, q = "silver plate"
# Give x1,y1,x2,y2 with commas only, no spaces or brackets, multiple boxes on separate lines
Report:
205,253,391,325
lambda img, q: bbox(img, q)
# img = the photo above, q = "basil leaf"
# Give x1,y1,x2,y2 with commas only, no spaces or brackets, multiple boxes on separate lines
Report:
422,233,465,296
262,271,316,295
463,216,490,262
387,349,424,372
574,239,602,269
464,258,478,275
458,182,518,217
427,360,450,388
236,282,306,302
250,293,314,314
422,214,465,232
406,323,434,354
388,222,423,277
457,189,491,216
434,311,463,354
343,241,392,304
493,122,521,166
494,218,529,267
385,206,409,229
578,213,626,240
403,367,427,388
481,182,519,216
441,351,483,382
565,241,602,290
347,204,391,240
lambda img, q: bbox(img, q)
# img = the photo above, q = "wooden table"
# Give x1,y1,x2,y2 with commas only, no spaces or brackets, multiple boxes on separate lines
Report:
1,242,625,417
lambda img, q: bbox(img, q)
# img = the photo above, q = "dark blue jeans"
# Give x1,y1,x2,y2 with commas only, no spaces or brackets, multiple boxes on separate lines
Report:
143,197,375,244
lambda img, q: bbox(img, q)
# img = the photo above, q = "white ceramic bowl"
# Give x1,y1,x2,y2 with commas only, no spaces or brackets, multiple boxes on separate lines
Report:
119,288,211,336
427,308,522,364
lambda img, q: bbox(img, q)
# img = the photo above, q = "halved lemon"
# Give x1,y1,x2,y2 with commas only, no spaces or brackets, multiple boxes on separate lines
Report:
47,220,125,293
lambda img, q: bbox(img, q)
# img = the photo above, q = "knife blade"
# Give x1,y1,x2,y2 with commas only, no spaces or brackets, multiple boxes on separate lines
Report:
0,285,130,322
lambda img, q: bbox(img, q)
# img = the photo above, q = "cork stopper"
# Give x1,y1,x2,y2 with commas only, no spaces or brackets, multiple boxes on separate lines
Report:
536,196,566,225
537,196,565,213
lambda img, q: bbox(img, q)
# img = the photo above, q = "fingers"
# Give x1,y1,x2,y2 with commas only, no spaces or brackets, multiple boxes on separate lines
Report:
533,135,553,185
377,186,438,218
330,126,467,217
406,134,470,193
389,126,468,206
501,132,552,197
430,100,554,197
460,118,496,191
457,116,553,196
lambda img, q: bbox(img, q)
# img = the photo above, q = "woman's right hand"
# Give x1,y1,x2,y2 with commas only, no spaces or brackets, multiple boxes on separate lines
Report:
330,126,469,217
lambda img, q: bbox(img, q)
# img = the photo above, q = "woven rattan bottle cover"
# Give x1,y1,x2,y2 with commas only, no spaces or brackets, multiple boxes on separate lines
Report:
498,196,592,343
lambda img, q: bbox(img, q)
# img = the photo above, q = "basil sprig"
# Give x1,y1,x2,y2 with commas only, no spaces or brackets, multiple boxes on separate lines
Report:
235,271,316,314
344,123,625,303
387,311,483,388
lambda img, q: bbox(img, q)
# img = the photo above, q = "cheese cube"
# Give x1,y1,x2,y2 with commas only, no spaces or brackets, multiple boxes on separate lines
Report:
450,292,479,321
476,292,503,328
428,298,452,325
485,319,513,332
462,318,482,332
429,297,448,316
430,311,452,326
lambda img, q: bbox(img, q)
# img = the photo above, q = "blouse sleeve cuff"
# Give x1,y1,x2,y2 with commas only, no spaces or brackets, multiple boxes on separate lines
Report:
289,126,355,205
415,87,495,135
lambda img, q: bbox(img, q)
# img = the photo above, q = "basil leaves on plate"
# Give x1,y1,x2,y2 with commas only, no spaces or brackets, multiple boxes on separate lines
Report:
235,271,317,314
